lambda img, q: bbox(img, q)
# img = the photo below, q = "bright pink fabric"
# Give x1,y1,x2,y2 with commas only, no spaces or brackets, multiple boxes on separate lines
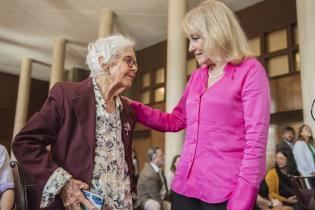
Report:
131,58,270,210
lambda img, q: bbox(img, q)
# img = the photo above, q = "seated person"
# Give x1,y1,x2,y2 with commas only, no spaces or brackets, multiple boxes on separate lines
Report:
0,144,14,210
136,147,170,210
254,180,292,210
265,148,301,210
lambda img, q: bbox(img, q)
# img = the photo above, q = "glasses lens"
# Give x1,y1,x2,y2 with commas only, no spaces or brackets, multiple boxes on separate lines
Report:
124,56,137,68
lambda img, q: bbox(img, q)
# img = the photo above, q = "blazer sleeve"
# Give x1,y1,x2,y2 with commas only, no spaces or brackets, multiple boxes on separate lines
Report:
130,72,195,132
12,83,65,191
227,61,271,210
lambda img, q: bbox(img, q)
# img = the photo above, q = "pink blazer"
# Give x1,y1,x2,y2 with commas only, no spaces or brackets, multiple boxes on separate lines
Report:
131,58,270,210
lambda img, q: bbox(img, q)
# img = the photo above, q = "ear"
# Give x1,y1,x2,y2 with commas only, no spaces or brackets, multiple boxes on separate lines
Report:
98,56,109,73
98,56,106,67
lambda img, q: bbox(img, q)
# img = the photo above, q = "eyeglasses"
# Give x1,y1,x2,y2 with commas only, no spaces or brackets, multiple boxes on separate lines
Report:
122,56,138,68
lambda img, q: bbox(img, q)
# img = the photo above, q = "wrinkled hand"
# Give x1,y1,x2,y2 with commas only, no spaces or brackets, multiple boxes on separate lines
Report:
59,178,97,210
285,196,297,204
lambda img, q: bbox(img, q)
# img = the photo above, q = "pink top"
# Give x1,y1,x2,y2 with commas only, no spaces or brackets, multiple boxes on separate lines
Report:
131,58,270,210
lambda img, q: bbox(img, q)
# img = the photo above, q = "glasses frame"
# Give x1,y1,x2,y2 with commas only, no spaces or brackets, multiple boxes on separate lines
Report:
122,56,138,68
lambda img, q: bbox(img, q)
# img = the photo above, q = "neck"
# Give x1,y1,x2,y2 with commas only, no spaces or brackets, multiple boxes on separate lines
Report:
280,168,287,175
305,137,310,143
96,76,124,102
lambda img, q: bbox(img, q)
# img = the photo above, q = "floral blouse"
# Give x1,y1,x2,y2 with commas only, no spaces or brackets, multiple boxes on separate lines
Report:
40,78,132,210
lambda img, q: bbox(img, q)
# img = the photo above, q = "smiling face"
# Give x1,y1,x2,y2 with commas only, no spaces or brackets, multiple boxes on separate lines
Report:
106,46,138,89
275,152,288,169
188,34,213,67
282,130,295,142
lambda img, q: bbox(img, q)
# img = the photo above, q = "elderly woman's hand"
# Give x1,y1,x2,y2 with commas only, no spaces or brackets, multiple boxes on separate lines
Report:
60,178,97,210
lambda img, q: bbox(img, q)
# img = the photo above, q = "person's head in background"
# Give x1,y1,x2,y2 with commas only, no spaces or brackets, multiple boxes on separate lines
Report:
147,146,164,168
182,0,252,68
170,155,180,173
298,124,314,145
281,126,295,143
275,148,298,176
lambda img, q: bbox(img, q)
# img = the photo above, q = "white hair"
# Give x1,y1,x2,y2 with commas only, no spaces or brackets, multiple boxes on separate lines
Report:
86,34,135,77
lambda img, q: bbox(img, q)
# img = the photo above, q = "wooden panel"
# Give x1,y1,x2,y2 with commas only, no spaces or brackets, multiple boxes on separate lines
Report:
132,137,151,172
236,0,297,39
270,73,302,112
270,110,303,124
0,72,48,153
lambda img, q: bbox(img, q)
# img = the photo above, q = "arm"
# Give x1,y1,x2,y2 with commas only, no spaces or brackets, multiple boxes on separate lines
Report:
227,62,271,210
0,146,14,210
0,189,14,210
256,195,273,209
293,142,314,176
12,84,95,209
12,84,64,189
130,72,195,132
265,170,286,202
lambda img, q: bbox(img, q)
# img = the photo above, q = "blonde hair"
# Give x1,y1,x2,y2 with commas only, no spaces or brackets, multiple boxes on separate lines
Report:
183,0,253,64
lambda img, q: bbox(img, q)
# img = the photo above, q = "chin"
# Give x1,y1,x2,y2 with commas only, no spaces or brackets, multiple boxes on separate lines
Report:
123,82,132,89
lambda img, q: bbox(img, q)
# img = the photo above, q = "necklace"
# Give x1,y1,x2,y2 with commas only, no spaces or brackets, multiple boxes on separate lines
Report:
208,67,225,79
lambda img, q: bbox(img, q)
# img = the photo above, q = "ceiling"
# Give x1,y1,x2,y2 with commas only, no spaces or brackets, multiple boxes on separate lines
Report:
0,0,263,81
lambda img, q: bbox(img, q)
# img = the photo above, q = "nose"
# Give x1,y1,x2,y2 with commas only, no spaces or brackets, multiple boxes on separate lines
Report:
131,63,138,73
188,40,195,53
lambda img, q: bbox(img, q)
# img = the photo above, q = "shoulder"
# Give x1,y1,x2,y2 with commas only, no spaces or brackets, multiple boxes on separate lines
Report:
0,145,6,156
294,140,306,148
235,58,266,76
267,168,277,175
0,145,9,162
266,168,278,179
50,78,92,98
185,66,208,87
276,141,290,149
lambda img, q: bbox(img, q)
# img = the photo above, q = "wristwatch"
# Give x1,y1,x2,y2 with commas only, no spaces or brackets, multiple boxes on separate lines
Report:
268,202,273,209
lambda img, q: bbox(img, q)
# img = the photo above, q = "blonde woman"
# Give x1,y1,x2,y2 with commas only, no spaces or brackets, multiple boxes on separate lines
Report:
128,1,270,210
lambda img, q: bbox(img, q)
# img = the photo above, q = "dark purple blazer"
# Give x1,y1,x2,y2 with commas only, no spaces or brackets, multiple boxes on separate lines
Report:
12,78,136,210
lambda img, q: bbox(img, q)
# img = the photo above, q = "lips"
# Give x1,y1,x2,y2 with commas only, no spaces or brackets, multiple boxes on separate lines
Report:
126,74,135,80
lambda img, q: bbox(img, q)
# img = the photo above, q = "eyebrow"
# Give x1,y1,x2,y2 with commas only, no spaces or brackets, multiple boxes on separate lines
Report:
124,55,137,61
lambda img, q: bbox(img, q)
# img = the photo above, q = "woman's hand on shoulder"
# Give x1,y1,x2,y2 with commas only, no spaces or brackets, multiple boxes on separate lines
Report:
60,178,97,210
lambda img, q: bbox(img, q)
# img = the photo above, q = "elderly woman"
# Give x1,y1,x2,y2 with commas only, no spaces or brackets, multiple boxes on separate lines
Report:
12,34,138,210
